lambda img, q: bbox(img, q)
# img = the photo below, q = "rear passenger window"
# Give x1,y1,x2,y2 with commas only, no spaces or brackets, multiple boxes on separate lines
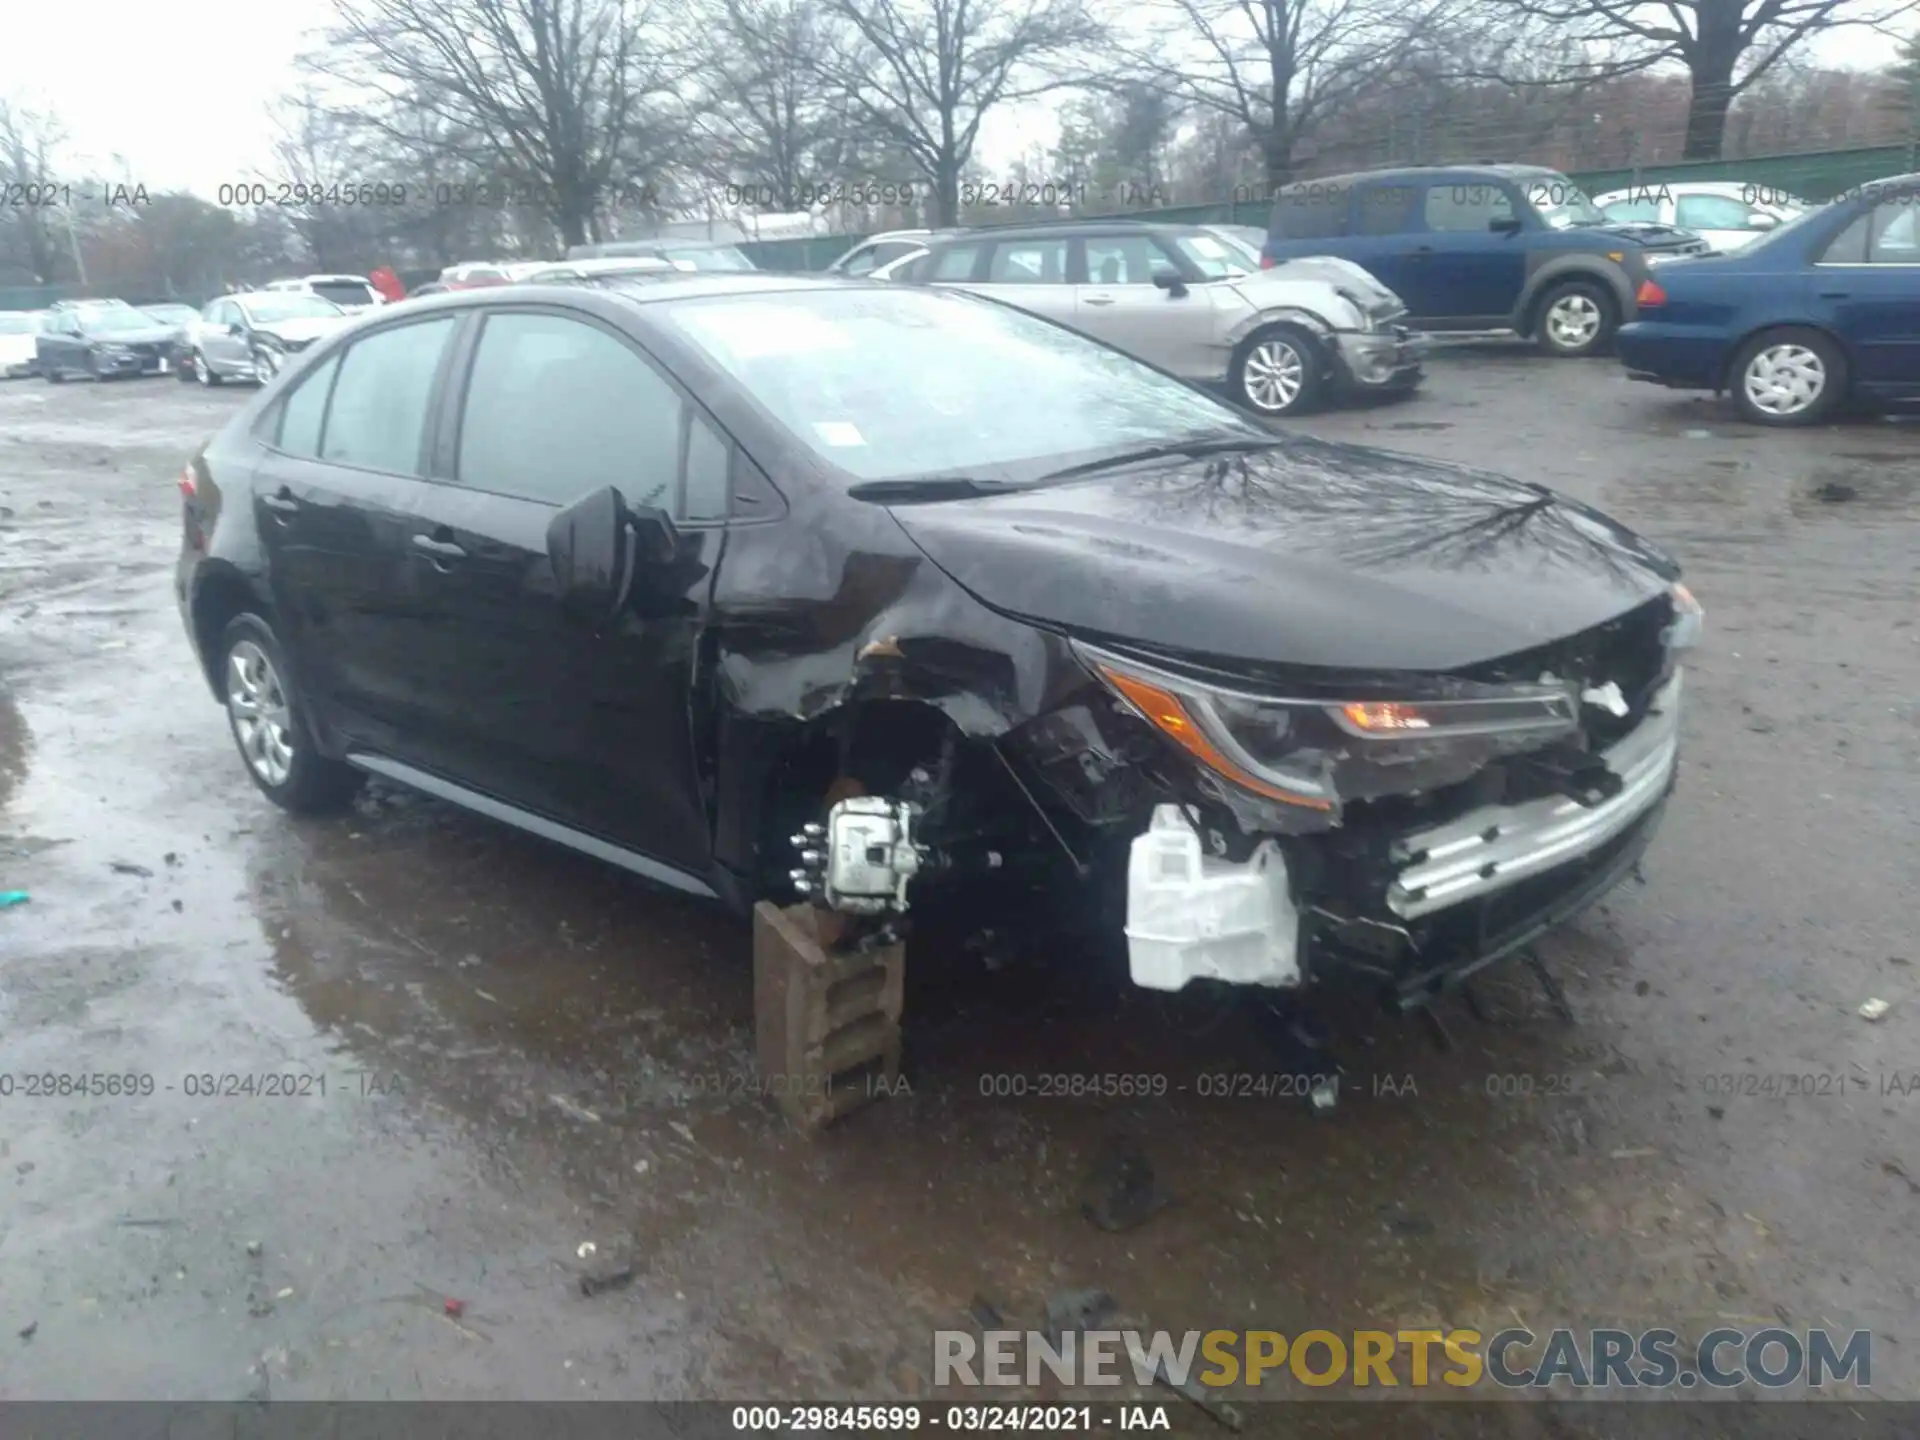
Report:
987,239,1069,283
275,353,340,456
1355,185,1421,235
319,318,455,474
456,311,683,510
931,244,982,280
1425,184,1514,232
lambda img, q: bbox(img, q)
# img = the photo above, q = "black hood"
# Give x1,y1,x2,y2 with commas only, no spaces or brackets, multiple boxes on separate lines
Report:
882,437,1679,673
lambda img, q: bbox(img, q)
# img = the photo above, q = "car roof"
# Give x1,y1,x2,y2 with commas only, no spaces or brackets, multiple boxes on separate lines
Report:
922,219,1202,245
408,273,851,312
1286,163,1565,187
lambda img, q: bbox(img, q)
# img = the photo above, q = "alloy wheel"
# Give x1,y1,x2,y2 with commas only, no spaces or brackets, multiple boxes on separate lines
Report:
1242,339,1304,412
1545,294,1602,350
1742,343,1825,418
226,639,295,787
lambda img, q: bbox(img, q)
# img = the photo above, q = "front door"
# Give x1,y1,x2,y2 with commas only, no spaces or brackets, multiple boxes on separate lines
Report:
1072,233,1222,379
401,305,723,872
1815,197,1920,393
1408,182,1528,324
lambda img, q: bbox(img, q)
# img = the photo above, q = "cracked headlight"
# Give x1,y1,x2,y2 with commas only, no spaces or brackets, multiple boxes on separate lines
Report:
1332,288,1374,331
1664,581,1703,651
1080,643,1581,815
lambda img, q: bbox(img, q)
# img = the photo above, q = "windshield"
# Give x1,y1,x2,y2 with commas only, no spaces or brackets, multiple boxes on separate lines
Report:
1174,230,1254,277
662,286,1265,484
662,244,756,272
82,308,167,334
243,295,346,323
0,313,35,333
1520,173,1607,229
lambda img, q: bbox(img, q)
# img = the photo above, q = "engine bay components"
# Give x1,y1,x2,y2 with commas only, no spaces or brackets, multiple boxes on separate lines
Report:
1124,804,1303,991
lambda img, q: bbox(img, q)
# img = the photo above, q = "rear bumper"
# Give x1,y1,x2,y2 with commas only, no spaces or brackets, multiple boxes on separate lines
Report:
1615,324,1726,390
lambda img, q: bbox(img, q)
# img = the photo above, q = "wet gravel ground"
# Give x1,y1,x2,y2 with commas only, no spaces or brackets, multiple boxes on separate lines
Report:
0,355,1915,1411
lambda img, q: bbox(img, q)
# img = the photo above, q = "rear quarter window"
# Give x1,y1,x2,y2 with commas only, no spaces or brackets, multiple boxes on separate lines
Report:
312,281,375,305
1269,184,1351,240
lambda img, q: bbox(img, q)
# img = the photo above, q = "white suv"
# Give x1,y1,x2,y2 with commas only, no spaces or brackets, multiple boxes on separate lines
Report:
263,274,384,310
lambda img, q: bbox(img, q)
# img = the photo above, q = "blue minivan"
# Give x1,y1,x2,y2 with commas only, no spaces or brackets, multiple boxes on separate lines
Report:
1615,173,1920,426
1264,164,1708,356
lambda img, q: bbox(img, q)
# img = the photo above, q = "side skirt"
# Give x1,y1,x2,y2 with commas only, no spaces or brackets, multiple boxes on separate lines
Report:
344,752,720,900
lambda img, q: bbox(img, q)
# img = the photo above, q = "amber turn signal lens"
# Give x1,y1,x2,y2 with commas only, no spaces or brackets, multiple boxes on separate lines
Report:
1636,279,1667,307
1099,665,1332,809
1340,701,1431,732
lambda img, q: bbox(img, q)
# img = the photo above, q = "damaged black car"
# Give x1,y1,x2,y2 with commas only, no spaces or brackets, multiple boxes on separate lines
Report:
175,275,1701,1076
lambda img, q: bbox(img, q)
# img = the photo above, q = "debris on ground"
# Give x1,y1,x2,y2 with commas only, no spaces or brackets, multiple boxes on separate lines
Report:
109,861,153,878
576,1242,597,1260
443,1297,466,1318
968,1295,1006,1329
1042,1288,1118,1350
579,1265,636,1298
18,1320,37,1342
1079,1134,1171,1232
549,1094,602,1124
1859,998,1891,1021
0,891,28,908
1149,1358,1244,1431
1812,481,1858,504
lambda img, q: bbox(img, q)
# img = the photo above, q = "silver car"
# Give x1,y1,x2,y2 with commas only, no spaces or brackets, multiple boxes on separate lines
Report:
182,292,356,387
904,220,1427,415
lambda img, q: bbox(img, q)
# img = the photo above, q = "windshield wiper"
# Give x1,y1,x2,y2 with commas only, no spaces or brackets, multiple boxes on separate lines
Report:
1038,433,1282,482
846,475,1029,503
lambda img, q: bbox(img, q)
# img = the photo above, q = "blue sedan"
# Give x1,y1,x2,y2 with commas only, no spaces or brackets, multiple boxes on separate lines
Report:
1616,172,1920,426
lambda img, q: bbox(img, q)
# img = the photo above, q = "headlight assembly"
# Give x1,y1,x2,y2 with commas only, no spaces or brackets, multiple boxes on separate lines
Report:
1664,581,1704,651
1332,288,1374,331
1078,642,1582,817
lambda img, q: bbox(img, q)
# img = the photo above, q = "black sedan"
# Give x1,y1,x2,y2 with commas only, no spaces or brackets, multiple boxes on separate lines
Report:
38,304,180,380
173,275,1700,1073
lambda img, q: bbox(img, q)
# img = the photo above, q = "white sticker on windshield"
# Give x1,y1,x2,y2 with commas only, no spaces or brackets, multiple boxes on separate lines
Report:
812,421,866,447
1188,236,1229,258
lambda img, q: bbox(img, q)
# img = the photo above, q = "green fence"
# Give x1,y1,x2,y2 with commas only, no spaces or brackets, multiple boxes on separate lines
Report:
739,143,1920,271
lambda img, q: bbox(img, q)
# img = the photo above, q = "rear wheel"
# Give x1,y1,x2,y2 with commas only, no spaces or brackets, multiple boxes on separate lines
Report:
1231,325,1324,417
218,613,361,814
1729,327,1845,427
1534,279,1618,357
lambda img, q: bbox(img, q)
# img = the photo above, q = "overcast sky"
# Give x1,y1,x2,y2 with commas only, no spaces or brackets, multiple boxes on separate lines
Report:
10,0,1908,199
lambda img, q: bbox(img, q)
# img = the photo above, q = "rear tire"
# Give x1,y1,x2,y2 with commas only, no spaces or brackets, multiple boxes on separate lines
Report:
1534,279,1618,357
1728,326,1845,427
217,612,361,815
1231,324,1325,417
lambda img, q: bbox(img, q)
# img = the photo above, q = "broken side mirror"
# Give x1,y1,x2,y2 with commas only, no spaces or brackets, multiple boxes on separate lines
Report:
1152,270,1189,297
547,484,678,624
1489,216,1523,235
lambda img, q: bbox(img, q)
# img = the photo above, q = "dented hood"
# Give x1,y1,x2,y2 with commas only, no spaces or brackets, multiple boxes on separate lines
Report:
882,437,1679,673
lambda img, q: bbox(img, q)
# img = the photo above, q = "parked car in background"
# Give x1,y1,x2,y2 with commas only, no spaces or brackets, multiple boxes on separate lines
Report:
49,297,138,313
173,276,1697,1043
264,274,384,310
564,238,758,271
438,262,517,289
520,257,678,284
1201,224,1270,267
867,248,930,281
1616,174,1920,426
1593,181,1810,254
1267,165,1710,356
826,229,945,275
181,292,355,386
141,303,202,329
903,220,1425,415
37,304,180,379
0,311,42,377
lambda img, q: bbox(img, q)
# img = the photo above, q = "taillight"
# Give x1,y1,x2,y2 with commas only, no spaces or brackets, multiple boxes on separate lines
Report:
178,464,196,499
1259,254,1276,269
1635,279,1667,307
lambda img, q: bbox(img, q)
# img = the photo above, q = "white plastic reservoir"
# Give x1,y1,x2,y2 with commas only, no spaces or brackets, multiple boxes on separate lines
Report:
1124,804,1303,991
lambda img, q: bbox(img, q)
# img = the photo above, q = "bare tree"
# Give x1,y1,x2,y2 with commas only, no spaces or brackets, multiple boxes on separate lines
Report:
313,0,691,247
1123,0,1459,193
1505,0,1920,159
817,0,1105,224
1052,82,1181,202
0,99,75,283
692,0,864,210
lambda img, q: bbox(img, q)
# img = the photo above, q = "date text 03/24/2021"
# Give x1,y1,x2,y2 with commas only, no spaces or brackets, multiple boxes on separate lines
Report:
729,1405,1171,1431
0,1072,404,1099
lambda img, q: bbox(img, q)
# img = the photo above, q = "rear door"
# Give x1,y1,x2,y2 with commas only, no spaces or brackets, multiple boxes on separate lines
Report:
1073,230,1222,377
1338,182,1423,305
253,314,464,757
398,305,727,870
956,235,1078,324
1408,182,1527,323
1815,196,1920,393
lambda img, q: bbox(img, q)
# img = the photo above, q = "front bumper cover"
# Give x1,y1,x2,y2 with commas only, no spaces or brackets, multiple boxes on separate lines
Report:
1332,326,1428,390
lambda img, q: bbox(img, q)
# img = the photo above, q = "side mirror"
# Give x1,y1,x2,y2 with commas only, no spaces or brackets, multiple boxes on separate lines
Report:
1152,270,1189,296
546,485,678,624
1489,216,1523,235
228,322,245,336
1749,212,1779,231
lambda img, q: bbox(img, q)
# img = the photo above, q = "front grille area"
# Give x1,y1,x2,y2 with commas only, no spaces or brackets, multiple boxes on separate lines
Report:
1459,592,1673,746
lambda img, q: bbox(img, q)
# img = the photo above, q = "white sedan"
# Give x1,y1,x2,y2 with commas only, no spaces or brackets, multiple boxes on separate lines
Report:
0,310,43,377
1594,181,1810,254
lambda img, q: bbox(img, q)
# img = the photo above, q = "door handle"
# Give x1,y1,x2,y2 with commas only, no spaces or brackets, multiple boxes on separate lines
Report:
1083,295,1116,306
411,532,467,562
259,487,299,516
